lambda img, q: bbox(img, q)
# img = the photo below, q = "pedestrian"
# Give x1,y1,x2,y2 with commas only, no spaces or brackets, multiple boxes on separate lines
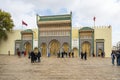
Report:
81,51,83,59
17,48,21,57
92,52,95,57
72,51,74,58
61,51,64,58
30,51,35,63
116,51,120,66
37,51,41,62
34,47,39,62
24,51,26,56
69,51,71,58
111,51,115,65
65,52,67,58
101,52,104,58
84,51,87,60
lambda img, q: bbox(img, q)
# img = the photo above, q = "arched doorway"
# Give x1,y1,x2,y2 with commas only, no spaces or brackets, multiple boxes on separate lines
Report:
62,42,69,53
40,43,47,56
49,39,60,56
73,47,78,57
24,42,32,55
82,41,91,56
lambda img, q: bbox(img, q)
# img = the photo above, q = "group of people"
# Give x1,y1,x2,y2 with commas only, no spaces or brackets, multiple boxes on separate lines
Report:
28,47,41,63
57,51,74,58
81,51,87,60
17,48,26,57
111,50,120,66
17,47,120,65
98,52,105,58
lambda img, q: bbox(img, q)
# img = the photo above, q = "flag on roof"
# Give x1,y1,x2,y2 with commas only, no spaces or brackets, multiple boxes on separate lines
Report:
22,20,28,26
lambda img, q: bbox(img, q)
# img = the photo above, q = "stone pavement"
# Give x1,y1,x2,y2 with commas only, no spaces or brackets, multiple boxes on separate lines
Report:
0,55,120,80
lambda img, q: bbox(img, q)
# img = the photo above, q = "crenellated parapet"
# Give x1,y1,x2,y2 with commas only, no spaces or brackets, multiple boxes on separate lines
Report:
92,25,112,29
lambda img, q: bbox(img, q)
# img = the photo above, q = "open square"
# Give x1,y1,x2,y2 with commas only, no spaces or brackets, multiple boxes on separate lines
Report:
0,55,120,80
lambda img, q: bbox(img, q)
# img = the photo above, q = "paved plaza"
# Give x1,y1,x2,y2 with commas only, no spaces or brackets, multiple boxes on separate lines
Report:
0,55,120,80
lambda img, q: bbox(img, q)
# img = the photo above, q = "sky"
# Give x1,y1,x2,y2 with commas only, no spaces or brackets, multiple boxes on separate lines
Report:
0,0,120,46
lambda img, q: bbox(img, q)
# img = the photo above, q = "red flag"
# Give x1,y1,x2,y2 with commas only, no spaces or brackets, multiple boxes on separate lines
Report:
93,16,96,21
22,20,28,26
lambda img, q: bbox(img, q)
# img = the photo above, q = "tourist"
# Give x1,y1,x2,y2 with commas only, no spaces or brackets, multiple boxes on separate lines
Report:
61,51,64,58
65,51,67,58
111,51,115,65
84,51,87,60
81,51,83,59
72,51,74,58
17,48,21,57
101,52,104,58
24,51,26,56
92,52,95,57
22,50,24,57
34,47,41,62
30,51,35,63
30,47,41,63
37,51,41,62
69,51,71,58
116,51,120,66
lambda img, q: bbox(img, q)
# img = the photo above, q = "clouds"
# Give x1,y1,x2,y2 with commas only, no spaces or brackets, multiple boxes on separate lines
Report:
0,0,120,45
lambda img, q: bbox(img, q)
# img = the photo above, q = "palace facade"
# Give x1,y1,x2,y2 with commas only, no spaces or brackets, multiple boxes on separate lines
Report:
0,13,112,57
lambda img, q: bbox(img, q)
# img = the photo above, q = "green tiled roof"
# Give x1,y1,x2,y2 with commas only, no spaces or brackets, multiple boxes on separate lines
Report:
21,29,33,33
80,27,94,31
38,14,71,21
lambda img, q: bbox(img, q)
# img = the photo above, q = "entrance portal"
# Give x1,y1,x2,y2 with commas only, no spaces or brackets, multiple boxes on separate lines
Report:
82,41,91,56
24,42,32,55
41,43,47,56
62,42,69,53
73,47,78,57
49,39,60,56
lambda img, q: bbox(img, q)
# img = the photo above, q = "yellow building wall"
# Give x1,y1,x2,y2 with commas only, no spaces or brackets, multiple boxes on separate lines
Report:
32,29,38,40
0,29,38,55
72,28,79,39
94,26,112,57
0,30,21,55
0,27,112,57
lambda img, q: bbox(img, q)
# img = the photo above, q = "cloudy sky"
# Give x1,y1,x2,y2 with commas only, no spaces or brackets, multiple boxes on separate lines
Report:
0,0,120,46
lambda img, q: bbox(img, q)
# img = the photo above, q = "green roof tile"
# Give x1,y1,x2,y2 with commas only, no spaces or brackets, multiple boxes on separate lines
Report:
80,27,94,31
38,14,71,21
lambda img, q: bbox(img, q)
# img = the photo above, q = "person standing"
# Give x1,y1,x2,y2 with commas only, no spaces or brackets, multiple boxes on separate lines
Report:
69,51,71,58
111,51,115,65
17,48,21,57
30,51,35,63
81,52,83,59
84,51,87,60
72,51,74,58
37,51,41,62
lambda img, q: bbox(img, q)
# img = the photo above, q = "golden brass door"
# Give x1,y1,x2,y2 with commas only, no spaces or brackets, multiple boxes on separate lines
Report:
73,48,78,57
49,40,60,56
62,43,69,53
24,42,31,55
82,42,91,56
41,43,47,56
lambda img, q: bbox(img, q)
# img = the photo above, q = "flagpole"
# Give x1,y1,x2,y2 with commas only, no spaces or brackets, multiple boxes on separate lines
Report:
94,20,95,27
93,16,96,28
22,20,23,30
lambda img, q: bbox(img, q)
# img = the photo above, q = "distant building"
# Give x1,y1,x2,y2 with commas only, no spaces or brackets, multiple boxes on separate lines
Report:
0,13,112,57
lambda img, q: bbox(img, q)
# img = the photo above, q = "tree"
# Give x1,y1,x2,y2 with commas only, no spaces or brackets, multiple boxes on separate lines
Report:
0,9,14,41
